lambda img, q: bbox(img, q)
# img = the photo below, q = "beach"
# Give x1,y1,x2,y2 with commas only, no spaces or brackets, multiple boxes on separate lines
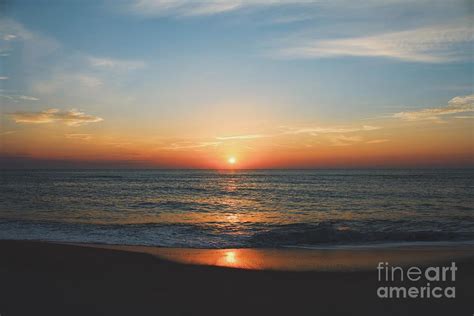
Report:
1,240,473,316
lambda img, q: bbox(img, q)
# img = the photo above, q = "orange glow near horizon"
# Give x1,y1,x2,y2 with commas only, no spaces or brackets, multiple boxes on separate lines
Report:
1,117,473,169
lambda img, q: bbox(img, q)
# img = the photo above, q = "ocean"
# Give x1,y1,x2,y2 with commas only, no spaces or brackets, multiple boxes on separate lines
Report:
0,169,473,248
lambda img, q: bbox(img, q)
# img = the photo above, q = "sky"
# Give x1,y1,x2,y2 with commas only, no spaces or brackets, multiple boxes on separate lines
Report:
0,0,473,168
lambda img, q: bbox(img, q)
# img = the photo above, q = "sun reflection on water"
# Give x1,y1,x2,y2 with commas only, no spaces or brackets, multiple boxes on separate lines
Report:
225,251,237,264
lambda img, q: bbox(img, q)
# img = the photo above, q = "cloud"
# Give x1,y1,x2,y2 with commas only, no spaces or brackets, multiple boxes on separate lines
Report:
123,0,314,17
330,135,363,146
215,125,380,141
65,133,93,140
9,108,104,126
393,94,474,121
87,56,145,70
0,18,60,62
125,0,245,16
17,95,39,101
177,1,242,16
0,131,15,136
1,19,124,96
33,74,103,94
77,75,103,88
31,54,145,96
366,139,389,144
282,125,380,135
3,34,16,41
216,134,268,140
123,0,434,18
0,94,39,102
454,116,474,119
269,13,314,24
162,123,381,150
164,141,221,150
278,22,473,63
0,95,13,100
106,141,133,148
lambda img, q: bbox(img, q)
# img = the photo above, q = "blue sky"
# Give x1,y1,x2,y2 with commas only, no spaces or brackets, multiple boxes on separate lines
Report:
0,0,473,168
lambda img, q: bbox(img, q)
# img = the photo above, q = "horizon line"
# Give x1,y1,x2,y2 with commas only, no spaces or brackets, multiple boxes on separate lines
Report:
2,166,474,171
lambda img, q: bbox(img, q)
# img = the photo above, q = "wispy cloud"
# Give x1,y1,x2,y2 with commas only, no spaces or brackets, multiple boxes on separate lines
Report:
330,135,363,146
17,95,39,101
32,55,144,95
269,13,314,24
0,18,60,62
0,76,8,80
330,135,390,146
76,75,103,88
366,139,389,144
164,141,221,150
215,125,380,141
88,56,145,70
9,109,103,126
281,125,380,135
120,0,455,18
33,74,103,94
216,134,268,140
2,34,16,41
278,22,473,63
124,0,338,17
126,0,264,16
0,94,39,102
65,133,93,140
393,94,474,121
0,130,15,136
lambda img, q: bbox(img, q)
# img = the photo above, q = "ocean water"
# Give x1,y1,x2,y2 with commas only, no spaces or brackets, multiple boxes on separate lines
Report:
0,169,473,248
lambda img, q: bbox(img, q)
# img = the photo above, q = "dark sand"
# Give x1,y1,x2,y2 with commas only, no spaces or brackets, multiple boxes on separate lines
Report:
0,240,473,316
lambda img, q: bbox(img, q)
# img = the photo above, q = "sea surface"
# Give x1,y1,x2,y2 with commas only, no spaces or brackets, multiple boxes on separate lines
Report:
0,169,473,248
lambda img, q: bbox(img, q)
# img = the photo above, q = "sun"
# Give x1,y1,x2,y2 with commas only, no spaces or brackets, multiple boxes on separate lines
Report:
228,156,237,165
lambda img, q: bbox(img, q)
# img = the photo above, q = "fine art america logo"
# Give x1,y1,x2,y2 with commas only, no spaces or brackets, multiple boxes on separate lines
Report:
376,262,457,299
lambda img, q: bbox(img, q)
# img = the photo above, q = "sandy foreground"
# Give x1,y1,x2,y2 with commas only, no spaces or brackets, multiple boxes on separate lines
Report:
0,240,473,315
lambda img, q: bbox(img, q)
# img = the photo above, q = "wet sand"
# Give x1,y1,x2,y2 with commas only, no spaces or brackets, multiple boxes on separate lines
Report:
0,240,473,315
79,243,474,271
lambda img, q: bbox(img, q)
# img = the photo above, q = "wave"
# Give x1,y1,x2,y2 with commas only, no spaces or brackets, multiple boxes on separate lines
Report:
248,222,474,247
129,200,214,211
1,219,473,249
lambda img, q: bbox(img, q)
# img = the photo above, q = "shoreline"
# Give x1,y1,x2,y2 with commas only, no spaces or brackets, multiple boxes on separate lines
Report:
3,238,474,271
1,240,474,315
2,236,474,250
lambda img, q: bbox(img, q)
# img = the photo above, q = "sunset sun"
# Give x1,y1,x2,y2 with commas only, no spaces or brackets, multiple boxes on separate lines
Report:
228,157,237,165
